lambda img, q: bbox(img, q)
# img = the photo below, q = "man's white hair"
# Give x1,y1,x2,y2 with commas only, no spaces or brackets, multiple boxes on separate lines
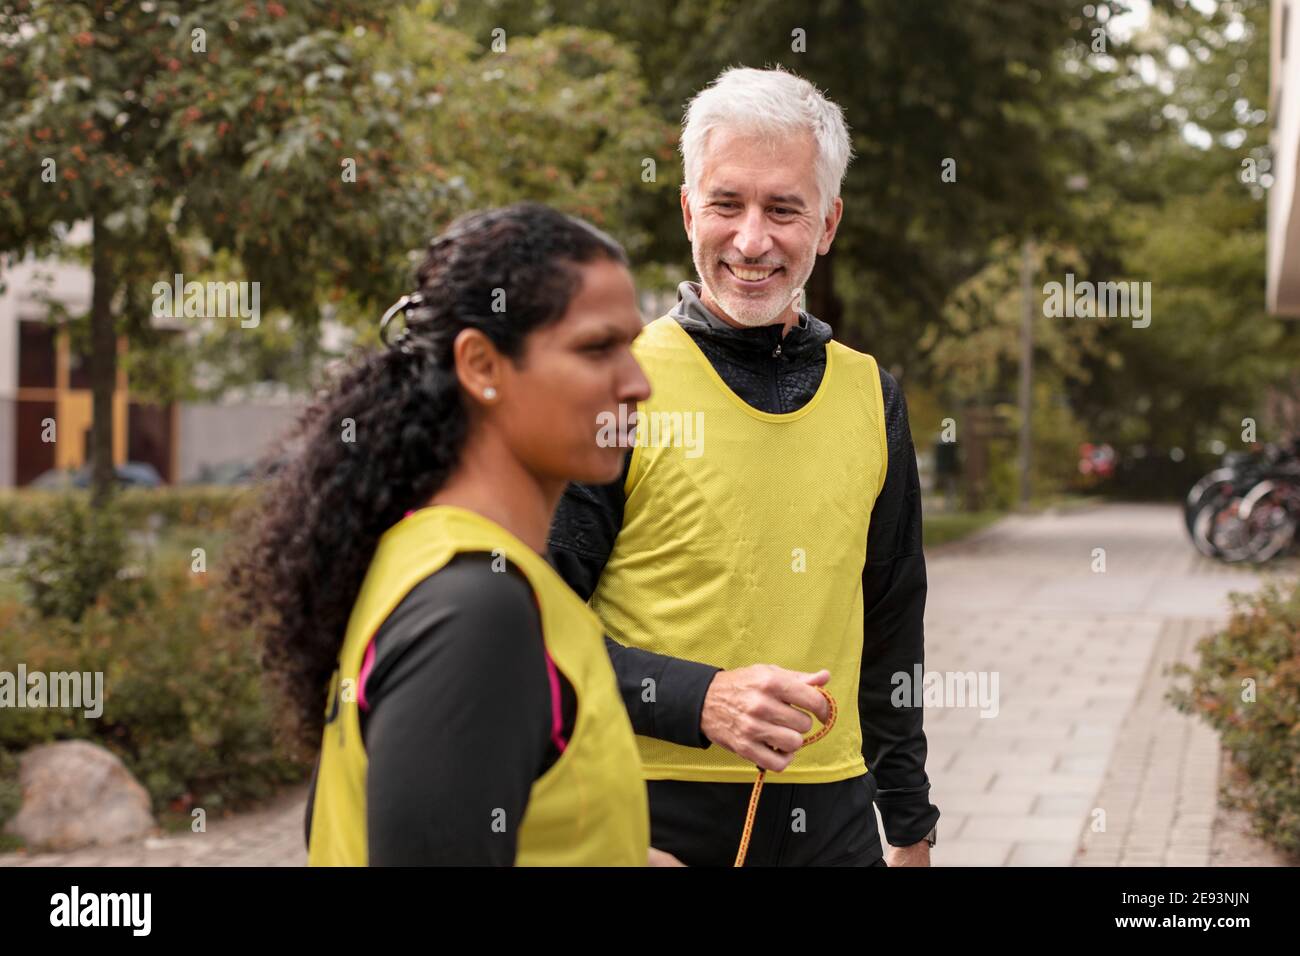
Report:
679,65,852,220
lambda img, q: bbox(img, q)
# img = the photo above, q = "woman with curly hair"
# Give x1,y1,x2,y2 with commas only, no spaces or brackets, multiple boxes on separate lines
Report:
230,203,669,866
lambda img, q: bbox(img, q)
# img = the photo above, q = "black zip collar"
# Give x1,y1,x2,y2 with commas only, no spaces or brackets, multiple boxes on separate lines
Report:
668,281,832,360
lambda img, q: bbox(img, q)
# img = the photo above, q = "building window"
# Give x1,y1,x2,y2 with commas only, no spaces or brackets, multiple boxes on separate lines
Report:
17,320,56,389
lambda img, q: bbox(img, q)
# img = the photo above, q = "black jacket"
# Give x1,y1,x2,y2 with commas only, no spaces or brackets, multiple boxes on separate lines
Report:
546,281,939,863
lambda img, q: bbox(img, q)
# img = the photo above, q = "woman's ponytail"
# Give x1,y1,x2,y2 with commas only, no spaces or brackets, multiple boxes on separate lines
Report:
228,202,627,741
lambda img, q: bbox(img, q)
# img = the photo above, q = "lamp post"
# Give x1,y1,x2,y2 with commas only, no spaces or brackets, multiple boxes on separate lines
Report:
1018,238,1035,511
1018,173,1089,511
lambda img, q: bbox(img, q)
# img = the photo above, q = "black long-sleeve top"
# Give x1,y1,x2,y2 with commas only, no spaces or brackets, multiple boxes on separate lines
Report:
546,281,940,848
304,552,577,865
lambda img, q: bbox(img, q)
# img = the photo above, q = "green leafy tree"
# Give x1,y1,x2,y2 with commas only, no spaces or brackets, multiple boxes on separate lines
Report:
1056,0,1300,470
0,0,672,500
438,0,1080,364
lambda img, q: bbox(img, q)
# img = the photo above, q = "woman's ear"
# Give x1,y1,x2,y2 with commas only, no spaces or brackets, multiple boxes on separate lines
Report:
452,327,503,404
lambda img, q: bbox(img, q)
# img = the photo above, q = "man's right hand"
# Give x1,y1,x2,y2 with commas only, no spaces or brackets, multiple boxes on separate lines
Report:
699,665,832,772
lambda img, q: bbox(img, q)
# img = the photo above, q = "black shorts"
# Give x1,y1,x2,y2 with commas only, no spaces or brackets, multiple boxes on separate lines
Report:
647,772,886,867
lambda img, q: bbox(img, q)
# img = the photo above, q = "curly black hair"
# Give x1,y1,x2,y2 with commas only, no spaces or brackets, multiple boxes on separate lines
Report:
228,203,628,742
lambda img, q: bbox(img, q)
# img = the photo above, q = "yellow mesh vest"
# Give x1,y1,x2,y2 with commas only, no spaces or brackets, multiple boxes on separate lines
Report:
591,316,888,784
308,505,649,866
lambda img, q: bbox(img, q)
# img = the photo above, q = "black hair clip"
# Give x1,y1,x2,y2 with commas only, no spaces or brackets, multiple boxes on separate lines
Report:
379,292,427,350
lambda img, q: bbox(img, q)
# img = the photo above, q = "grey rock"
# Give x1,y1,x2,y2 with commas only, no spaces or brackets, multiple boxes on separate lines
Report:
4,740,155,851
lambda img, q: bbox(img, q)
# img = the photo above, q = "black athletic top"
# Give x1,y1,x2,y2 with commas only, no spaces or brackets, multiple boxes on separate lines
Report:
303,552,577,866
545,281,940,864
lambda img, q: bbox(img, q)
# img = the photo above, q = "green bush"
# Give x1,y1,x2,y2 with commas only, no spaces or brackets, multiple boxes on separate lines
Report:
0,486,252,538
1169,578,1300,859
0,748,21,852
17,496,137,622
0,495,309,845
984,386,1091,510
0,570,310,833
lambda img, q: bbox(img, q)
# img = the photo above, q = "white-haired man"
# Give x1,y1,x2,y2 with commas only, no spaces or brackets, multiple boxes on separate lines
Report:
548,66,939,866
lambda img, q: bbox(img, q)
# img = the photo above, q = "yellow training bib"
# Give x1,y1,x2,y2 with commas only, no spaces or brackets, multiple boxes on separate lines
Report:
591,316,887,783
308,505,650,865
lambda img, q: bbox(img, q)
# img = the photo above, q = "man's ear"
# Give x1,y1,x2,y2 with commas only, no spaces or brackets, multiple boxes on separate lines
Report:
681,186,695,242
817,196,844,255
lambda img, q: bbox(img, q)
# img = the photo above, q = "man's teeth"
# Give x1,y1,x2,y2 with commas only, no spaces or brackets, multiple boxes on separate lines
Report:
729,264,777,281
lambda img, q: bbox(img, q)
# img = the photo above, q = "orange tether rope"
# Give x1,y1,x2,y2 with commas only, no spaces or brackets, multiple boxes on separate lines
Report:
733,686,837,867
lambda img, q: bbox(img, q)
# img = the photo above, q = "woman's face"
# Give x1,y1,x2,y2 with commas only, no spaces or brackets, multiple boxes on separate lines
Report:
495,257,651,486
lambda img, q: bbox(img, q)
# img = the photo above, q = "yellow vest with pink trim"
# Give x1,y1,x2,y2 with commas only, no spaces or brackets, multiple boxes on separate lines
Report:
308,506,649,865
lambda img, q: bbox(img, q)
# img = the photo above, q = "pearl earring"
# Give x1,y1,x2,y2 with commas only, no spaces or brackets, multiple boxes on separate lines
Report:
483,387,497,400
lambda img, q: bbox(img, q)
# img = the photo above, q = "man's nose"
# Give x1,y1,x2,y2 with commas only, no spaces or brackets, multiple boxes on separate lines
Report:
733,206,774,260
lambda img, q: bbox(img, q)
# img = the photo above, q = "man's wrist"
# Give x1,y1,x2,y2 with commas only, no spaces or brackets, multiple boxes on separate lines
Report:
877,789,940,847
658,658,722,748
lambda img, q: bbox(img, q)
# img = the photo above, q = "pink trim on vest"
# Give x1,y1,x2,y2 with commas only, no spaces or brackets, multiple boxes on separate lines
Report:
543,650,568,754
357,639,378,713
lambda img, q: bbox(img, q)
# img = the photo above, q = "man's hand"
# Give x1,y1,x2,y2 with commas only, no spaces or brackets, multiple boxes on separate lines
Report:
885,841,930,867
700,665,832,772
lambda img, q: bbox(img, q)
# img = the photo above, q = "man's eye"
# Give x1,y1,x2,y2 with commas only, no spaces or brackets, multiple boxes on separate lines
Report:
772,207,796,216
584,340,614,353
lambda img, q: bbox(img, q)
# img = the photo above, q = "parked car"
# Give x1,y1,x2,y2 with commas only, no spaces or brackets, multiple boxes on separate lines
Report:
185,454,290,486
28,461,164,490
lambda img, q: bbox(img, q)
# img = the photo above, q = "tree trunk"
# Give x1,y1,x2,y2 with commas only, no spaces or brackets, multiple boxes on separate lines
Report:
805,244,844,338
89,220,116,508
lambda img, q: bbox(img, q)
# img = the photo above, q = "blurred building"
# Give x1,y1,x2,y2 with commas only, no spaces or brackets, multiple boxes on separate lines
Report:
1269,0,1300,314
0,231,303,489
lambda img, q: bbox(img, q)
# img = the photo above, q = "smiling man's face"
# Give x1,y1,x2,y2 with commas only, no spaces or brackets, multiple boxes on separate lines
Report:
682,126,842,329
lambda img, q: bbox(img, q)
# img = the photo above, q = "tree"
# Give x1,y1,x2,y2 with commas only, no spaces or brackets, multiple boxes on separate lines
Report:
1,0,394,501
437,0,1079,367
1053,0,1300,470
0,0,672,501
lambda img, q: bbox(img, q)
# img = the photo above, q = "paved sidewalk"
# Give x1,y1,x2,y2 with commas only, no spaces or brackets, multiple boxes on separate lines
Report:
1,503,1281,866
921,503,1267,866
1073,618,1220,866
1,785,308,867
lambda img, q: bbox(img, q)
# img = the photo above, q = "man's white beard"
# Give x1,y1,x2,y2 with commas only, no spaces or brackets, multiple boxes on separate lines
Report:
699,280,794,327
695,257,813,328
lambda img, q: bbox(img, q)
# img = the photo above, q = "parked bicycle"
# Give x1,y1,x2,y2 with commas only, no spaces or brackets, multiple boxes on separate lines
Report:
1184,438,1300,563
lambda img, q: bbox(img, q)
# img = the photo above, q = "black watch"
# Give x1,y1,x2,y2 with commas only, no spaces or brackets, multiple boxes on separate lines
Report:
924,824,937,848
